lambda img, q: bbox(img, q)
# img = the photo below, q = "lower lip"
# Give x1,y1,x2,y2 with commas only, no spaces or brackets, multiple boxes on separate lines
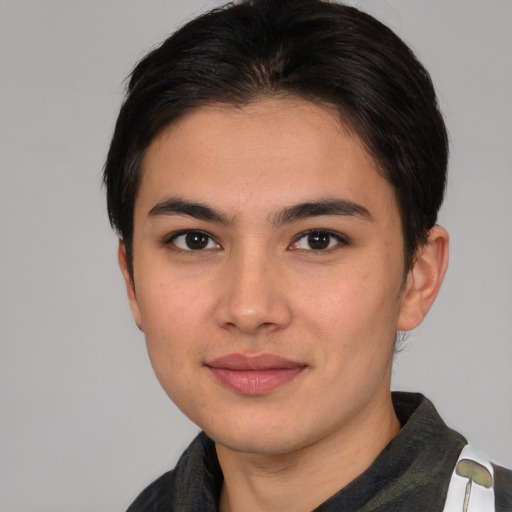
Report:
207,367,305,395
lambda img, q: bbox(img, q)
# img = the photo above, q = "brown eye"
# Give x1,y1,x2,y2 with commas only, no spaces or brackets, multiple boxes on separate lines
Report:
292,230,347,251
185,232,208,250
307,232,331,250
171,231,219,251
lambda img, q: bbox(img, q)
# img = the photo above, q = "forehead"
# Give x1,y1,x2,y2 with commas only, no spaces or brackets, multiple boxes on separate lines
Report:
137,98,397,222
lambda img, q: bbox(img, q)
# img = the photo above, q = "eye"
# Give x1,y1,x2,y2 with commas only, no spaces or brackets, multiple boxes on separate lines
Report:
291,230,347,251
169,230,220,251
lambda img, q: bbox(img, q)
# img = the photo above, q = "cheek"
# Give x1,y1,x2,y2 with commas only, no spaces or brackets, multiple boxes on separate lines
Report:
298,263,402,350
136,276,209,365
303,270,395,320
138,267,210,322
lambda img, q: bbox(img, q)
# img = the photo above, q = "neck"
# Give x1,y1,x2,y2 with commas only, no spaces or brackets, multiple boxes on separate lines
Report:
216,392,400,512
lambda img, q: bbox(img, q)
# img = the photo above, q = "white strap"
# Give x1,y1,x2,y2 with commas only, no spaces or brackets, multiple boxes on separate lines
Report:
442,445,495,512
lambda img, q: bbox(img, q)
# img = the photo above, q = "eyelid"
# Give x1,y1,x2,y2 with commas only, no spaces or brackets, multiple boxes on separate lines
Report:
162,229,221,251
290,229,350,251
160,228,348,252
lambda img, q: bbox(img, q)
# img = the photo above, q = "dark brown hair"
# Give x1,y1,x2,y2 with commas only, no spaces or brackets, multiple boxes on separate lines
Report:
104,0,448,276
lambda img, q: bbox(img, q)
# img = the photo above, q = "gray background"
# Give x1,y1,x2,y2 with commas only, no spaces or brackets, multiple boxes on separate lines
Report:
1,1,511,511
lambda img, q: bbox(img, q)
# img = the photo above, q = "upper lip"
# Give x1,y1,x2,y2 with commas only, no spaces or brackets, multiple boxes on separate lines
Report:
205,353,306,370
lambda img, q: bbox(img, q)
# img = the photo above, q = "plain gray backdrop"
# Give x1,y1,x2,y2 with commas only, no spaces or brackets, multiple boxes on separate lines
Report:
1,1,511,511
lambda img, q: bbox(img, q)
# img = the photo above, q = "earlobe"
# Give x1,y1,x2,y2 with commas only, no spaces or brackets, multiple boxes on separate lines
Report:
118,241,144,331
397,226,449,331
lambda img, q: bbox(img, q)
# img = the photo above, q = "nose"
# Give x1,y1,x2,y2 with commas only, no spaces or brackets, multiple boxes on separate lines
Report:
214,248,292,335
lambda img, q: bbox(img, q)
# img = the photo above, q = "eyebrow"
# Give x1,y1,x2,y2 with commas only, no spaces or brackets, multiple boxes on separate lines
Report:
272,198,373,225
148,197,232,225
147,197,372,225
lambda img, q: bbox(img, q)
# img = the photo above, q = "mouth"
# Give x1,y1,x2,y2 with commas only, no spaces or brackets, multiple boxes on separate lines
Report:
205,353,307,395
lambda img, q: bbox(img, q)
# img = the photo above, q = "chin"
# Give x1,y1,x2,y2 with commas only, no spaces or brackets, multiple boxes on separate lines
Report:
215,434,303,456
203,419,315,457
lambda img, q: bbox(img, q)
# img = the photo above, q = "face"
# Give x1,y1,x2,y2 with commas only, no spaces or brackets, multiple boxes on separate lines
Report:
123,98,414,456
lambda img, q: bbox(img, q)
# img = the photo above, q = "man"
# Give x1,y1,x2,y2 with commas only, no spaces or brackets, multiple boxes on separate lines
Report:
103,0,511,510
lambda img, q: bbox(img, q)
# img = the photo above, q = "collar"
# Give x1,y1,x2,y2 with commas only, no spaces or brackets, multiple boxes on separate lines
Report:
127,392,467,512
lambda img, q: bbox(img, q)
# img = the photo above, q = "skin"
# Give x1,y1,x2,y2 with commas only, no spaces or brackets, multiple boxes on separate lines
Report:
119,98,449,512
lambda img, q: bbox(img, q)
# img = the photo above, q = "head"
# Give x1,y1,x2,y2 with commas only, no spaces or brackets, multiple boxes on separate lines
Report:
104,0,449,456
104,0,448,279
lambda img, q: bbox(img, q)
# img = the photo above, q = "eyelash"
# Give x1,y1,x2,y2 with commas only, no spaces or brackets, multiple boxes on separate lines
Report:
290,229,349,252
163,230,220,253
162,229,349,253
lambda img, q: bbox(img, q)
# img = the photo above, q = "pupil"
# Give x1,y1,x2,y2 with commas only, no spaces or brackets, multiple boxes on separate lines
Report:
186,232,208,250
308,232,330,250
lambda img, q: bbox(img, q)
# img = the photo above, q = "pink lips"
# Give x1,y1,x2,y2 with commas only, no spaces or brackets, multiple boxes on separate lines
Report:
205,353,306,395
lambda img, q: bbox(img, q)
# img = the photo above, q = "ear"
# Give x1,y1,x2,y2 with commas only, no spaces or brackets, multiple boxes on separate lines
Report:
397,226,449,331
118,241,144,331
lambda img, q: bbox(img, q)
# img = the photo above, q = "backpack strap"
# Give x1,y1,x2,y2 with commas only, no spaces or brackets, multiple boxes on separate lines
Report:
442,445,496,512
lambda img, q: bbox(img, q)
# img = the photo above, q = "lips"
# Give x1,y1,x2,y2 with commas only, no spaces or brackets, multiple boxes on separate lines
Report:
205,353,306,395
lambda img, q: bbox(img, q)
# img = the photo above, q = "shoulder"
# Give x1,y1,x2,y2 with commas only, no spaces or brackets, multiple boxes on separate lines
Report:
126,468,177,512
125,432,222,512
442,444,512,512
493,463,512,512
